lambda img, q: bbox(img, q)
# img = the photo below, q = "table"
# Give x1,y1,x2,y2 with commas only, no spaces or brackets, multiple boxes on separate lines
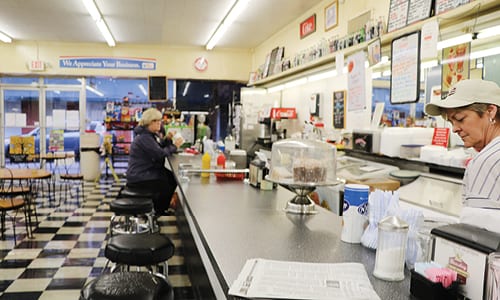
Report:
0,168,52,238
170,154,412,299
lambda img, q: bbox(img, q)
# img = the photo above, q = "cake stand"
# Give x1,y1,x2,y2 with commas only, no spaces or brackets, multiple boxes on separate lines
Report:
266,176,340,215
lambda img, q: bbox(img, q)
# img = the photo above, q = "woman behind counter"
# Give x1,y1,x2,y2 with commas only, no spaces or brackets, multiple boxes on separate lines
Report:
425,79,500,232
126,108,183,214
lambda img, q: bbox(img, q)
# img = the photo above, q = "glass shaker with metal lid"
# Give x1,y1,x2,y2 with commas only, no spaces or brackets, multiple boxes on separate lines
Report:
373,215,409,281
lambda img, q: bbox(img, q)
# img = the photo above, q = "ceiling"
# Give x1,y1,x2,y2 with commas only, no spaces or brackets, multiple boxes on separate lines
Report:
0,0,324,49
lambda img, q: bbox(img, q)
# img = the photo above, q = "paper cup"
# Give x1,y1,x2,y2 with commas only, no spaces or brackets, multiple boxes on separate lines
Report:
341,184,369,243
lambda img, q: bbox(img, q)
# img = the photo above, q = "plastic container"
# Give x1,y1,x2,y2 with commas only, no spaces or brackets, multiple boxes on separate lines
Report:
268,138,336,184
216,152,226,169
410,269,459,300
201,152,211,178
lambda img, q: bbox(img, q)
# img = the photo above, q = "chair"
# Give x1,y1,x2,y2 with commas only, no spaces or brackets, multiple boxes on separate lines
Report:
80,271,174,300
104,232,175,276
0,168,30,244
58,152,84,206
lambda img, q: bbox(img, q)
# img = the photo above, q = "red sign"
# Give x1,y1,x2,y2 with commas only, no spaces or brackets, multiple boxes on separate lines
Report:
270,107,297,120
431,128,450,147
300,14,316,39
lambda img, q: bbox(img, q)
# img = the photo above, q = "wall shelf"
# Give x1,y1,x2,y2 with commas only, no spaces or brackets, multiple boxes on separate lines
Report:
249,0,500,88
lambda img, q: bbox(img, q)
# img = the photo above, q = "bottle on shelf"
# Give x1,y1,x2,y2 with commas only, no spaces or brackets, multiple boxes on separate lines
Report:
217,151,226,169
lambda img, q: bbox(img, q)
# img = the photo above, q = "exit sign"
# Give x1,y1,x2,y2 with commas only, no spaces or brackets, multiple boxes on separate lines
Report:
29,60,45,71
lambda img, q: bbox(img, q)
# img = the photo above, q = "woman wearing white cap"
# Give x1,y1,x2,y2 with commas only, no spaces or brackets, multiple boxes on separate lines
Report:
425,79,500,232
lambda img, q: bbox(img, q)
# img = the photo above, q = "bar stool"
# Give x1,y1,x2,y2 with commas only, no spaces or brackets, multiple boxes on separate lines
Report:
109,197,158,235
80,271,174,300
118,185,156,200
104,232,175,276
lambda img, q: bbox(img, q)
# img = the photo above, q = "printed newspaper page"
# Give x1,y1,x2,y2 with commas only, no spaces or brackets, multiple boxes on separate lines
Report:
229,258,381,300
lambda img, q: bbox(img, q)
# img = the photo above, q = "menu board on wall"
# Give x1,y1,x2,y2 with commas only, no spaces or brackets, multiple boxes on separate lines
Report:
333,90,346,129
390,31,421,104
387,0,409,32
387,0,433,32
435,0,470,15
407,0,433,25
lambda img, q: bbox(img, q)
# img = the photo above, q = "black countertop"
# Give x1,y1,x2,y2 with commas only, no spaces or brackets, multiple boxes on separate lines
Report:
171,154,412,299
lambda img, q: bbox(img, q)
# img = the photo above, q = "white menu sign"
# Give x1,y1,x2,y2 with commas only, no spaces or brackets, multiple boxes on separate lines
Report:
391,31,421,104
347,51,366,112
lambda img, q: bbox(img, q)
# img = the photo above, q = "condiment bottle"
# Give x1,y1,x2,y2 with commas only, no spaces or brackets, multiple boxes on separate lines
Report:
373,216,409,281
217,151,226,169
201,152,211,178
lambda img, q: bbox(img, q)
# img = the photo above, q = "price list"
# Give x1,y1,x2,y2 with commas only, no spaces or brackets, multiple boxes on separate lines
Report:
390,31,420,104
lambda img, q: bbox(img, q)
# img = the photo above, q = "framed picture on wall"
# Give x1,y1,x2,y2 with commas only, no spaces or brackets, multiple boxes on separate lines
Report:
333,90,346,129
300,14,316,39
325,1,338,31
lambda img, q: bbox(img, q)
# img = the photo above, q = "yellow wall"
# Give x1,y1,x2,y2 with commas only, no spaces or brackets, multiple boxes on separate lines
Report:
0,1,394,83
0,41,253,81
252,0,390,71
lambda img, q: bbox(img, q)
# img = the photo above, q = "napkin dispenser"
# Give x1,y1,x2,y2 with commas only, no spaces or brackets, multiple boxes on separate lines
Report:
431,223,500,300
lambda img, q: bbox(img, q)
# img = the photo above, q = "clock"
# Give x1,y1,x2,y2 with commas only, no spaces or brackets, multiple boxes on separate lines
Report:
194,56,208,72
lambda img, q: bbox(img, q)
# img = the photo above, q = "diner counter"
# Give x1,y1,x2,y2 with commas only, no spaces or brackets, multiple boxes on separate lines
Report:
170,154,411,299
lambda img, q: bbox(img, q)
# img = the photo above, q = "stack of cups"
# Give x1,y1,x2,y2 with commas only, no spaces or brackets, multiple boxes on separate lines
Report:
341,184,369,244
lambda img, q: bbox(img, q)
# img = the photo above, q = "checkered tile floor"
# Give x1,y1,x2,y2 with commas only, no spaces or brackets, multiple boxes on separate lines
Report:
0,177,196,300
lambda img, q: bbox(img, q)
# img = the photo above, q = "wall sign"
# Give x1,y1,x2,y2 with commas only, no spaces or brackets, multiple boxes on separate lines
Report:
390,31,421,104
59,56,156,70
435,0,470,15
333,90,346,129
441,43,470,98
300,14,316,39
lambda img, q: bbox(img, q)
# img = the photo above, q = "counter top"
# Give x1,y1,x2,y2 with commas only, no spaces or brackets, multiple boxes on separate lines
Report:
171,154,411,299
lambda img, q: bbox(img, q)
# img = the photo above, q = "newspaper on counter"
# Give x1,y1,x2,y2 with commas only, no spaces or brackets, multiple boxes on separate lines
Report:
229,258,381,300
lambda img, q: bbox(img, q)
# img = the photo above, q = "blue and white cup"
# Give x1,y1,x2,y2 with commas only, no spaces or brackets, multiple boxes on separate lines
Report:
341,184,369,243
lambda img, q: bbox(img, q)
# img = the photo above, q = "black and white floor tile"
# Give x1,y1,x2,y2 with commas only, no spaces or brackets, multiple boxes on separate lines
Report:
0,177,196,300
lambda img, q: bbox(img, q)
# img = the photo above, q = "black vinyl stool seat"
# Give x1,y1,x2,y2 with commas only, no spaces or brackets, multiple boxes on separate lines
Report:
109,197,157,235
119,186,156,199
80,271,174,300
104,233,175,276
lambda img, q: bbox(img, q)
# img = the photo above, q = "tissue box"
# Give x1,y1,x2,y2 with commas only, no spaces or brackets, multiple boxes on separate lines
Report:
410,269,459,300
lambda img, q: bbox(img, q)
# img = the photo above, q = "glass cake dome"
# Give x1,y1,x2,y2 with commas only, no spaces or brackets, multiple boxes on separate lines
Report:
269,138,337,186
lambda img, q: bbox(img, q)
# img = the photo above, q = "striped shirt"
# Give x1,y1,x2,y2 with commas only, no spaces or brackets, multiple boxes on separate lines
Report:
462,136,500,208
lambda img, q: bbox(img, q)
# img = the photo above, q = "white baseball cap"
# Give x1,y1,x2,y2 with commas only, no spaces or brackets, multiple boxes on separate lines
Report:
425,79,500,116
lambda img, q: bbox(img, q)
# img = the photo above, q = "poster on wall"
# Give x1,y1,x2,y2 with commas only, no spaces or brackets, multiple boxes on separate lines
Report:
347,51,366,111
333,90,346,129
49,129,65,152
390,31,421,104
367,38,382,66
435,0,470,15
441,42,470,98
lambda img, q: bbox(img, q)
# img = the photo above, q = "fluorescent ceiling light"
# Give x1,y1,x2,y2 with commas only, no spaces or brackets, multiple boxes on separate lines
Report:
267,84,284,93
96,19,116,47
372,72,382,79
206,0,250,50
285,78,307,88
82,0,115,47
437,34,472,50
138,84,147,96
477,25,500,39
470,46,500,60
382,70,392,77
182,81,191,96
308,70,337,82
86,85,104,97
0,31,12,43
82,0,101,21
241,88,267,95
